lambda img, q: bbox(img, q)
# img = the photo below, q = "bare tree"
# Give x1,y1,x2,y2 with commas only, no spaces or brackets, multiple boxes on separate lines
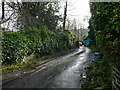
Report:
0,1,21,31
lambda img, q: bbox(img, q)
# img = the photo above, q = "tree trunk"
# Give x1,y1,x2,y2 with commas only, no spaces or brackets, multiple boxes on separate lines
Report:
63,1,67,31
2,2,4,20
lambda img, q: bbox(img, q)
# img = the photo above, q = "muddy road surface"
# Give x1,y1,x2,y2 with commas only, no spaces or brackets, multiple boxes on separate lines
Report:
3,46,91,88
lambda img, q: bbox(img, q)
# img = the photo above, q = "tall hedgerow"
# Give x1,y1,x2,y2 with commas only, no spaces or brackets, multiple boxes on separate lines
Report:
2,26,77,64
89,2,120,66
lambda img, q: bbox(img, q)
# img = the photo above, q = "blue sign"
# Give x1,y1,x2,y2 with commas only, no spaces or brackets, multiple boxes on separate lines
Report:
85,40,89,47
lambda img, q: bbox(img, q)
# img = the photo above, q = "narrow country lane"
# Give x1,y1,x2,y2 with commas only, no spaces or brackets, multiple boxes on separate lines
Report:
40,47,91,88
3,46,91,88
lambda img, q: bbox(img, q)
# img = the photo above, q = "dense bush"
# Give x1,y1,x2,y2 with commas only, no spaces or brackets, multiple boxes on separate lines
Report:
2,26,77,64
89,2,120,65
83,59,112,88
86,2,120,89
2,31,28,64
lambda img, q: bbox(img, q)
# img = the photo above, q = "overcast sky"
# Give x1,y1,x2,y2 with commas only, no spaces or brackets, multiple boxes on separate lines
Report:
0,0,91,30
59,0,91,29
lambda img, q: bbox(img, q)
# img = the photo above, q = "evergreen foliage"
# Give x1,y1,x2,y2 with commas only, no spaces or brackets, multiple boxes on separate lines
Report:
89,2,120,66
2,26,77,64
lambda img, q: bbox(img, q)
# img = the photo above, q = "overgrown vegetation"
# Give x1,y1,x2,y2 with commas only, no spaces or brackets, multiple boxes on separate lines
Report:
89,2,120,65
2,26,77,65
86,2,120,89
82,54,112,89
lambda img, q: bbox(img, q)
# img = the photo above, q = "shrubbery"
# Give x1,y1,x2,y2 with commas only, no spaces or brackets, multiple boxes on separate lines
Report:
89,2,120,66
2,31,27,64
86,2,120,88
2,26,77,64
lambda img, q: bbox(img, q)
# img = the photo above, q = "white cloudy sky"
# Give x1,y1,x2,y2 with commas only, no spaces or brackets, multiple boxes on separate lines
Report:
59,0,91,28
0,0,91,30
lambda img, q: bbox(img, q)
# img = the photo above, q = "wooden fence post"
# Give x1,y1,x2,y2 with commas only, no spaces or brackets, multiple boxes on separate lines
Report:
112,66,120,90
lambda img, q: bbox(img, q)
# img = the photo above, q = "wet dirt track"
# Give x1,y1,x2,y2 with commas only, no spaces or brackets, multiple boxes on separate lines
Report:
3,46,91,88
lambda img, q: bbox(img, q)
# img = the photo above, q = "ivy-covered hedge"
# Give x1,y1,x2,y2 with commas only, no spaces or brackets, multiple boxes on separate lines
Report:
2,26,77,64
87,2,120,88
89,2,120,65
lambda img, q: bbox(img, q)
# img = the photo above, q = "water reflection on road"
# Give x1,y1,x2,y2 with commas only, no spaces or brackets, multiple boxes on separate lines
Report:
2,47,91,88
43,47,91,88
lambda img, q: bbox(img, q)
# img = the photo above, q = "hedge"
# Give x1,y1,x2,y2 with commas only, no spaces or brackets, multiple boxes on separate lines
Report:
2,26,77,64
89,2,120,65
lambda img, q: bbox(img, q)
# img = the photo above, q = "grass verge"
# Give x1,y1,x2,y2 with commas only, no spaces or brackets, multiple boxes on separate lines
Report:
2,48,76,79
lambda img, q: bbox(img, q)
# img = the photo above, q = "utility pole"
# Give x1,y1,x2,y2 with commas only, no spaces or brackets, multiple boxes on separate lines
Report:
63,1,67,31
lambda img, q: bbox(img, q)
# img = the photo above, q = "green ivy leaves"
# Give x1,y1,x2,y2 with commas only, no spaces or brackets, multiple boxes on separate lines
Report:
90,2,120,63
